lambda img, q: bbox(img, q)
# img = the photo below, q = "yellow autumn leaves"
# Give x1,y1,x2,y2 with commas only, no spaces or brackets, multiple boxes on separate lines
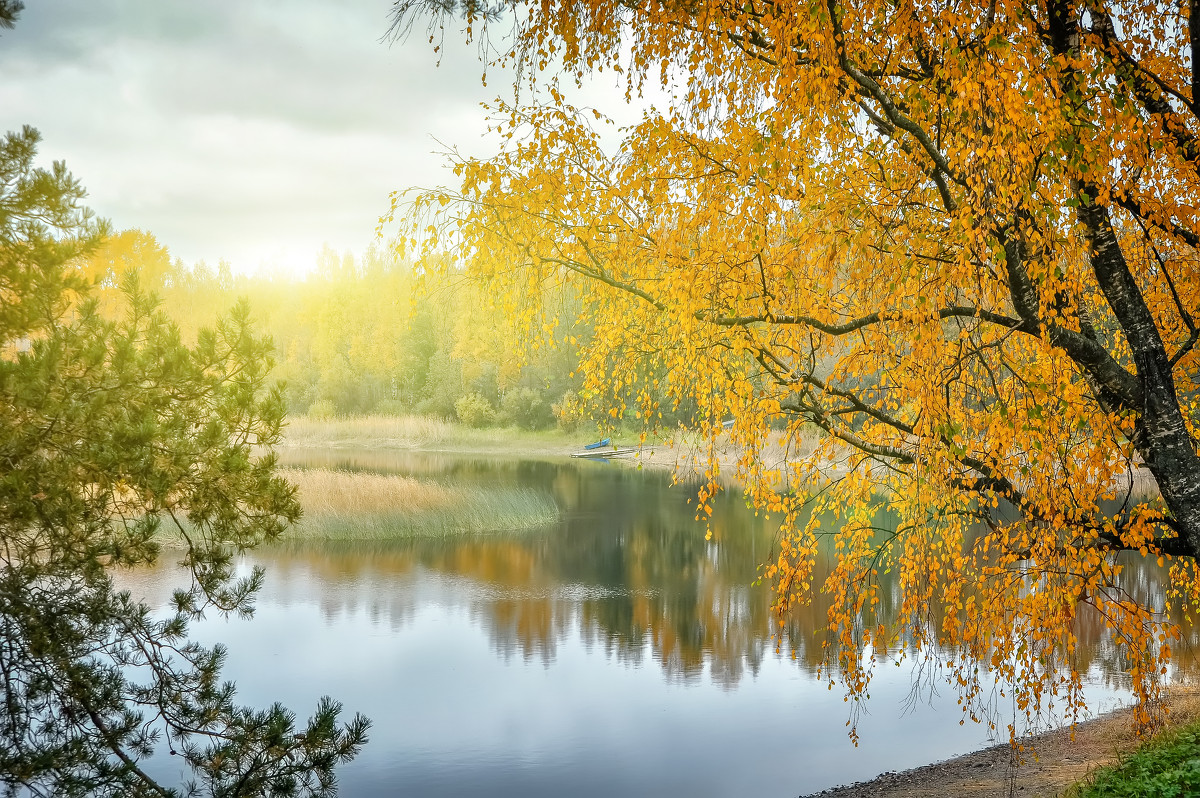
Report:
392,0,1200,737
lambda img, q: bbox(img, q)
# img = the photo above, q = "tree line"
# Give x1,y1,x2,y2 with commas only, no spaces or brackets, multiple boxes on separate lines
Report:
82,230,602,431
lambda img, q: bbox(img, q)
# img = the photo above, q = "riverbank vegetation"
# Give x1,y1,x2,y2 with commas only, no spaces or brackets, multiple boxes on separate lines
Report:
1069,719,1200,797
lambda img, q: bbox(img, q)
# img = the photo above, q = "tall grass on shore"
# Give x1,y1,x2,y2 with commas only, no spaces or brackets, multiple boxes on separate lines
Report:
280,413,613,455
282,415,463,449
279,467,558,541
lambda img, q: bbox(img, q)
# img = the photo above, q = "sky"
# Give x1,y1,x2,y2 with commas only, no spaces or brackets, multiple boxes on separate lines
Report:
0,1,630,276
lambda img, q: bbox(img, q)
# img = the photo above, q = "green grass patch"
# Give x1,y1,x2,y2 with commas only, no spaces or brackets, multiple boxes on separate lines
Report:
1068,721,1200,797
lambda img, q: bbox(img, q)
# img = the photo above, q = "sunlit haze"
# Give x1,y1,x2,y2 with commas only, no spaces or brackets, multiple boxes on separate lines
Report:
0,1,627,276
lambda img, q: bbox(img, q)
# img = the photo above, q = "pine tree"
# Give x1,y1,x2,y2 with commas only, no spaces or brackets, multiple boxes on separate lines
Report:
0,126,368,797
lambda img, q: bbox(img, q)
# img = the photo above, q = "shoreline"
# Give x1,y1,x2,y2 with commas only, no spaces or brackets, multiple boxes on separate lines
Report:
799,686,1200,798
278,418,1161,499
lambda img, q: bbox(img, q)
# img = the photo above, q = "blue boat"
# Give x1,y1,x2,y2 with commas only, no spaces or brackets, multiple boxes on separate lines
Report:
570,447,637,459
582,438,612,450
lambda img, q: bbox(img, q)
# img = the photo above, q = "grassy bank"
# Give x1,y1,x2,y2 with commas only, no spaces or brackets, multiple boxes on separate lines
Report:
277,413,755,473
279,467,559,540
1067,717,1200,797
281,414,591,455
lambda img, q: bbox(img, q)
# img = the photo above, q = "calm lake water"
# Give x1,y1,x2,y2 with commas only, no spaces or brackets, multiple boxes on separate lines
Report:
127,449,1167,797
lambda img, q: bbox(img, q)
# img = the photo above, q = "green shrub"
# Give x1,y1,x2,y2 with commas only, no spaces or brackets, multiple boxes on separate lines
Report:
316,358,379,415
307,399,337,420
468,362,501,406
552,389,585,432
500,387,554,430
455,392,497,428
420,349,464,419
374,398,411,416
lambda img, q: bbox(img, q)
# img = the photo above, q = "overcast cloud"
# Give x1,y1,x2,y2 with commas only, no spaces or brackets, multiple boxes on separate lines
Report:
0,1,531,274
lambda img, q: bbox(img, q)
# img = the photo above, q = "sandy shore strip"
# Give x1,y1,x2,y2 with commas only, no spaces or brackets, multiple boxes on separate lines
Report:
799,687,1200,798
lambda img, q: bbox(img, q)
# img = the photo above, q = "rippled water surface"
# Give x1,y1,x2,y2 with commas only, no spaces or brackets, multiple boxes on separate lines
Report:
128,450,1148,797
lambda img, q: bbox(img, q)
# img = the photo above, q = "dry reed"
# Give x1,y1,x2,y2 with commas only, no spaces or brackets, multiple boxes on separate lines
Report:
279,467,558,540
282,468,456,514
282,415,460,449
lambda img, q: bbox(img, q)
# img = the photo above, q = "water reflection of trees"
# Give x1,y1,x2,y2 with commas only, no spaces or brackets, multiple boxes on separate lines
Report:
124,455,1200,692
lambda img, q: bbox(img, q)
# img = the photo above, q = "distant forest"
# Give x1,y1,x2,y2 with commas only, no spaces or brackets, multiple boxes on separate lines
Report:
82,229,595,429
